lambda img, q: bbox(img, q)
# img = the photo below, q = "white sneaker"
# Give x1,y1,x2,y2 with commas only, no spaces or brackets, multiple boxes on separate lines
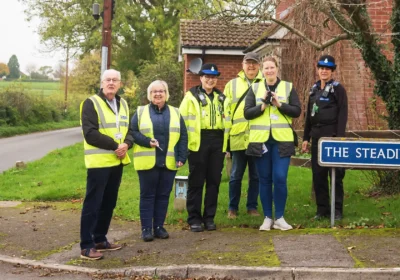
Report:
273,217,293,231
259,217,273,231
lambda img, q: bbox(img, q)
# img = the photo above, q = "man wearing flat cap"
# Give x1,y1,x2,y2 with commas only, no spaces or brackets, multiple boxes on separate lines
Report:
224,52,263,219
179,63,231,232
302,54,348,221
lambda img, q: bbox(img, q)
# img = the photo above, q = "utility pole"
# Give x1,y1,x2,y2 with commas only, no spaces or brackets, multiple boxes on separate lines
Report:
101,0,112,74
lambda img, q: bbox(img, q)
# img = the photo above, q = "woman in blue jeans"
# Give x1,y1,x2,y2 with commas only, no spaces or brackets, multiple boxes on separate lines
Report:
244,56,301,231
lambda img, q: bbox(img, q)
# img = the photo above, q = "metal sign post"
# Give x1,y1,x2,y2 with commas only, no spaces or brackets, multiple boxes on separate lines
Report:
318,138,400,227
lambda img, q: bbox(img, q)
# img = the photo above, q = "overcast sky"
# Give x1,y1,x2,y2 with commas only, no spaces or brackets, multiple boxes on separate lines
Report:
0,0,64,73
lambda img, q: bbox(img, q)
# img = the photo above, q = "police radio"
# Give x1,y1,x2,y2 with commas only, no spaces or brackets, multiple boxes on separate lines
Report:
198,92,208,107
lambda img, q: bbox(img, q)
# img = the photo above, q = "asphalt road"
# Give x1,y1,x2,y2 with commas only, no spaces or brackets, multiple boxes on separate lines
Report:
0,127,82,173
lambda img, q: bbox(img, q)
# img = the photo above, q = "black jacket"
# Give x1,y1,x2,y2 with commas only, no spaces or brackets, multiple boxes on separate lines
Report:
131,103,188,168
81,91,134,150
303,79,348,141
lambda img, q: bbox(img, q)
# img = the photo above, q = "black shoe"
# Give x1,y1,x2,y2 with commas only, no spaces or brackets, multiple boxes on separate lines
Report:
190,224,204,232
334,210,343,221
204,221,216,231
313,213,329,220
141,228,154,242
154,226,169,239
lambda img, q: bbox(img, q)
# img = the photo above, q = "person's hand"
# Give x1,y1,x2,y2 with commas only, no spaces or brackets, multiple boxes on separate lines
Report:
225,152,231,158
271,92,281,108
301,141,309,153
115,143,128,158
150,138,158,148
176,161,184,168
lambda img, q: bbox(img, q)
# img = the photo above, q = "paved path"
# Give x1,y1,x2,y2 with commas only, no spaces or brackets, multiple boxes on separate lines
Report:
0,127,82,173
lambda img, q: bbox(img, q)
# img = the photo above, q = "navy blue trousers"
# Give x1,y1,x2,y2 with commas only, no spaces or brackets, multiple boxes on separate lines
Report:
137,167,177,230
80,164,123,250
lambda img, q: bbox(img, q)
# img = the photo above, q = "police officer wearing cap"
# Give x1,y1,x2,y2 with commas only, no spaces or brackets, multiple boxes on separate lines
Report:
179,63,231,232
224,52,263,219
302,54,348,221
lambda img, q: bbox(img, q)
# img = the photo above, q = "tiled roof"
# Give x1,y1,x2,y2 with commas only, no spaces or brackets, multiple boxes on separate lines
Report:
180,19,270,49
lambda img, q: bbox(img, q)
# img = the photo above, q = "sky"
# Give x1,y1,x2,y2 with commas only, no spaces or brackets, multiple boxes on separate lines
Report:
0,0,64,73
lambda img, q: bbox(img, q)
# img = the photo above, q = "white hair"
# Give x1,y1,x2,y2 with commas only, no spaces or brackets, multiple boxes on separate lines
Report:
147,80,170,101
101,69,121,81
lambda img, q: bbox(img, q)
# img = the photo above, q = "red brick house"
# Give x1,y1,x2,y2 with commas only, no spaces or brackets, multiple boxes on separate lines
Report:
179,1,392,131
179,19,270,92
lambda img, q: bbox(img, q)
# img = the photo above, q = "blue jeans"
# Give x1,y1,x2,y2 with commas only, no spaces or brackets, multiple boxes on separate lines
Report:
138,167,177,230
254,142,291,219
229,150,259,211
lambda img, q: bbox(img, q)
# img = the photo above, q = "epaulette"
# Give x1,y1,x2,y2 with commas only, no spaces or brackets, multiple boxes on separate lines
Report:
332,81,340,86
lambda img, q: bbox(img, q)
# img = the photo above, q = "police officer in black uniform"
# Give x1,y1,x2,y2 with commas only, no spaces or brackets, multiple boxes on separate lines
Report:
302,54,348,221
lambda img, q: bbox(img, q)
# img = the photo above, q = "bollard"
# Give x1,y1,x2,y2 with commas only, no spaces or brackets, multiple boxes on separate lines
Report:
174,176,188,211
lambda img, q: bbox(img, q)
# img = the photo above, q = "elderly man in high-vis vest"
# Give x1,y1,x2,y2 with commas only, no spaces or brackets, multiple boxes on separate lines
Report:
80,69,133,260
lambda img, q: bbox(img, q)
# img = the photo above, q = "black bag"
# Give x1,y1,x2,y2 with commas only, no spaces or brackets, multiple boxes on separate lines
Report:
245,142,263,157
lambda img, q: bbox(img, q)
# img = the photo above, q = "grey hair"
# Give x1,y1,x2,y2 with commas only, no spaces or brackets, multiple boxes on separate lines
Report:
101,69,121,81
147,80,170,101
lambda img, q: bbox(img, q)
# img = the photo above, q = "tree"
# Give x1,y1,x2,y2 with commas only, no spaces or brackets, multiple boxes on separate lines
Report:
38,66,53,78
69,51,101,95
20,0,211,75
7,55,20,79
0,63,9,77
25,63,37,78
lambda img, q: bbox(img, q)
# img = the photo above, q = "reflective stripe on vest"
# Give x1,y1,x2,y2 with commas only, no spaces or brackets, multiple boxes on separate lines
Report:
230,79,260,150
248,81,294,143
81,95,131,168
179,91,230,152
133,105,180,170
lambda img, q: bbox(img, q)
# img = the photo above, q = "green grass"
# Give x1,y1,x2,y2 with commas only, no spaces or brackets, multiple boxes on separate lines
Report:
0,81,62,96
0,142,399,228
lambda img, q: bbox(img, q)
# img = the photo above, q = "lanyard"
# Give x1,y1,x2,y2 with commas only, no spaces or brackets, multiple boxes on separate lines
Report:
107,99,120,130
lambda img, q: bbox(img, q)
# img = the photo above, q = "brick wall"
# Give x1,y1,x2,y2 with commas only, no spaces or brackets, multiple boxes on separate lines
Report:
183,54,243,93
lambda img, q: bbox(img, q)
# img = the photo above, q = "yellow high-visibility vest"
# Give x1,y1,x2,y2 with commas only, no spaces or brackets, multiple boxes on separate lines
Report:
224,70,263,150
179,89,231,152
81,95,131,168
248,80,294,143
133,105,181,170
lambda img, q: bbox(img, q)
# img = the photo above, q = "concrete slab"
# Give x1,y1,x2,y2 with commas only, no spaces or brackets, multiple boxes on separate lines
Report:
0,201,22,208
273,235,354,267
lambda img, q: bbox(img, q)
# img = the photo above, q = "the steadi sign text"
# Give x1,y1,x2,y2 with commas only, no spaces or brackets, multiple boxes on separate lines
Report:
318,138,400,169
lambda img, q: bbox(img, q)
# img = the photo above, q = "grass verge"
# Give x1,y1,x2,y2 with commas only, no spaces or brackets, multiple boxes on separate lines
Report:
0,142,399,228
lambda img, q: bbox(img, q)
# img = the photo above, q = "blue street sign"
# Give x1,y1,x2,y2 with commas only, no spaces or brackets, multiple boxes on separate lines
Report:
319,138,400,169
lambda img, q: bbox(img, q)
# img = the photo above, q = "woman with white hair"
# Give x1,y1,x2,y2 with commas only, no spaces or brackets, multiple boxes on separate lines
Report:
131,80,188,242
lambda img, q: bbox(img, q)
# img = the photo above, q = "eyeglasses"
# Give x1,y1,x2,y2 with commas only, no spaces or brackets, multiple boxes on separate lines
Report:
202,75,218,81
244,61,259,66
103,78,120,83
152,90,166,94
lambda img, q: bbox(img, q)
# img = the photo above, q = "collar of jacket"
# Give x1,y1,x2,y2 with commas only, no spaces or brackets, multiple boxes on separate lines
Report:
98,88,121,103
150,102,167,113
314,79,335,90
238,69,263,82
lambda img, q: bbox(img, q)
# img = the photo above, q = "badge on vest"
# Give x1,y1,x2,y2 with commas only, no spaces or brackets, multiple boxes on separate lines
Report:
319,97,330,101
270,114,279,121
115,132,123,140
121,116,127,120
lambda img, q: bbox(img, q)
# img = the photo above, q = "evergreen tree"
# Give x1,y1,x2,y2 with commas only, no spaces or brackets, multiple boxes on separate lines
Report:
7,55,20,79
